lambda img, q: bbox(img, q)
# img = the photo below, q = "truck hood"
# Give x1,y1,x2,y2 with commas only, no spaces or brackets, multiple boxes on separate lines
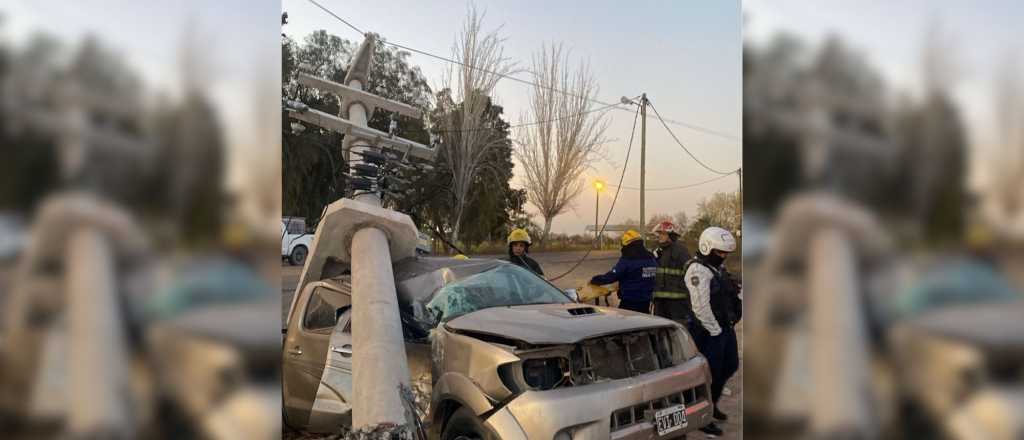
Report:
444,303,678,345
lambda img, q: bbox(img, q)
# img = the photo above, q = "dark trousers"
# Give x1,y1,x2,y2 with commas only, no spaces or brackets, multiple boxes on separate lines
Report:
618,298,651,314
688,322,739,405
652,298,691,325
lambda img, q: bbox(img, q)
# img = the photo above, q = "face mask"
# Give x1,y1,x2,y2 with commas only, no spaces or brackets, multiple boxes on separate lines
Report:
706,252,725,267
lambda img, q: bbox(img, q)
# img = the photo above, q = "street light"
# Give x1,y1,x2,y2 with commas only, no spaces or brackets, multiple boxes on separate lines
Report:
594,179,605,249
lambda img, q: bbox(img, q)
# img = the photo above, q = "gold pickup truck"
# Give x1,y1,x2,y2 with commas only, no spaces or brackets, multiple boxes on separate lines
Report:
283,257,713,439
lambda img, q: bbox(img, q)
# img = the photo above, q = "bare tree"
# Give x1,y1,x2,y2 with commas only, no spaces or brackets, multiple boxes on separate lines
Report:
515,43,608,247
435,5,518,242
696,192,741,233
992,50,1024,219
673,211,690,232
645,213,674,234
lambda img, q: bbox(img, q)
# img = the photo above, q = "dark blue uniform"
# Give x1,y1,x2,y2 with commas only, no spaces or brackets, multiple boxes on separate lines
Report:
591,240,658,313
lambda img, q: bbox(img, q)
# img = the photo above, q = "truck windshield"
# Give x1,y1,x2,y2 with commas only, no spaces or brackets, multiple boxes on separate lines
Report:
423,264,571,324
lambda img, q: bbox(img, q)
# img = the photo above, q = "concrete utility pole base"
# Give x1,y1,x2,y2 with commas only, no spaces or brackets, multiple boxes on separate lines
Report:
293,198,419,296
351,226,413,427
67,228,132,438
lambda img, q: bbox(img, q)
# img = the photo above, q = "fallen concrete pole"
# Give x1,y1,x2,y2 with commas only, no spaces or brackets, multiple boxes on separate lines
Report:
343,36,413,429
67,227,132,438
808,228,876,439
350,226,412,427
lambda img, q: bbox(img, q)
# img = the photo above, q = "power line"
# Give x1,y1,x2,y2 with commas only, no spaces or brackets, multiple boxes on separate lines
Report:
306,0,364,35
548,104,640,282
608,172,735,191
300,0,740,143
646,98,735,176
649,114,742,142
434,99,629,134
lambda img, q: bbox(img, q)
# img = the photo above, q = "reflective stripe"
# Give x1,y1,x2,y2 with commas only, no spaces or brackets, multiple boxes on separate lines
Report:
653,290,689,299
656,267,686,276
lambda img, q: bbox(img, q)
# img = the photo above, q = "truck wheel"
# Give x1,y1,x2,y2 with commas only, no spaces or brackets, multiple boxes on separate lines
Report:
442,407,495,440
289,245,308,266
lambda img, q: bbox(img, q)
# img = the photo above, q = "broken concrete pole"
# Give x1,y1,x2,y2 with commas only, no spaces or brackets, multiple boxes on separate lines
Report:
341,34,415,430
67,227,132,438
350,226,413,426
808,228,876,438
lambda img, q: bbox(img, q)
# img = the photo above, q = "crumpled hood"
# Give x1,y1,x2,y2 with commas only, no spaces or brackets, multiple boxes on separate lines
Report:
444,303,677,345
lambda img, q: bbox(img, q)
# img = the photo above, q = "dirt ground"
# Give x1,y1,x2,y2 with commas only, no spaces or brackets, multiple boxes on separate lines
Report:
281,250,742,439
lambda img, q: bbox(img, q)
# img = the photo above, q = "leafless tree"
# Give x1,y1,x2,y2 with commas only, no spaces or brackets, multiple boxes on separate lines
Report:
435,5,518,242
514,43,608,247
992,50,1024,218
696,192,742,233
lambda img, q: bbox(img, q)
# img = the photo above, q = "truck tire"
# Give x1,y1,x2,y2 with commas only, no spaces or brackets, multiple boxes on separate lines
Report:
289,245,308,266
441,407,496,440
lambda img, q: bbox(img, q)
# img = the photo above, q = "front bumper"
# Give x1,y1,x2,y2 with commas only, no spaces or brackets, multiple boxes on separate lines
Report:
485,356,713,439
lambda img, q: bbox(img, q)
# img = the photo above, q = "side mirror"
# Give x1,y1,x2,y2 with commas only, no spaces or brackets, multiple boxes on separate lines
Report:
564,288,579,302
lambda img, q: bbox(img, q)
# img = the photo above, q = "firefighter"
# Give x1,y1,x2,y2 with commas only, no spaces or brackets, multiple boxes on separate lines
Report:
651,221,693,324
590,229,658,313
686,226,741,436
507,228,544,276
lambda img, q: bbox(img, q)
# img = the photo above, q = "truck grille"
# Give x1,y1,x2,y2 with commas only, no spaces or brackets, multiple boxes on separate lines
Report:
609,386,708,431
569,328,684,385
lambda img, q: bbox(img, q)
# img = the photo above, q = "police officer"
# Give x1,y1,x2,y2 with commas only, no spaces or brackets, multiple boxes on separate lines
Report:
590,229,658,313
686,226,741,436
650,221,693,324
507,228,544,276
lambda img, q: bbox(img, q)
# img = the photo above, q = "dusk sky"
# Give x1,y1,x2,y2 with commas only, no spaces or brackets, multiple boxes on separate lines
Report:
745,0,1024,192
283,0,743,235
3,1,742,236
2,0,281,225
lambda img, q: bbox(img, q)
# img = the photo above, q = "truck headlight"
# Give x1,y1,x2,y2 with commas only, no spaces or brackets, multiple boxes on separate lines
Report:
522,358,567,390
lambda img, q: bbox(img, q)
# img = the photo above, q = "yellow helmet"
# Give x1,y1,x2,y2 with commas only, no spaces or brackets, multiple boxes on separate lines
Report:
621,229,642,246
967,222,995,250
452,254,469,260
507,228,532,245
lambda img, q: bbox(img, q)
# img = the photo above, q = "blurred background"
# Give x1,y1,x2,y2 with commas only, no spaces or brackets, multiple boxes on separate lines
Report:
0,1,281,439
743,0,1024,439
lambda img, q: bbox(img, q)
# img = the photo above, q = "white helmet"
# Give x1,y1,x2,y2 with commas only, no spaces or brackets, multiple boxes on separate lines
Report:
699,226,737,255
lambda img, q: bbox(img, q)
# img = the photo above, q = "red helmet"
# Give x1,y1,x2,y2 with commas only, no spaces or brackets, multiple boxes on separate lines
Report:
652,221,678,235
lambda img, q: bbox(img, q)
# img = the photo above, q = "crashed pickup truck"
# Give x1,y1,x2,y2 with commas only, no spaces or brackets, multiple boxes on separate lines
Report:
283,256,713,439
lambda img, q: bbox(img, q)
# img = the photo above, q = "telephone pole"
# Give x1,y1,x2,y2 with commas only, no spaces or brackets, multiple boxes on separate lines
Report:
640,93,648,230
737,167,743,225
287,33,435,431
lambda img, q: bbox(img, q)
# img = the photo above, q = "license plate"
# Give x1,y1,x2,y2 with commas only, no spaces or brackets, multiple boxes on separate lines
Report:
654,404,687,436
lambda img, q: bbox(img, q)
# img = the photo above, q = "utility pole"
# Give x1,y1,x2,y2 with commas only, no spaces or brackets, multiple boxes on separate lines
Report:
640,93,647,230
2,61,152,438
593,179,604,248
595,191,599,247
287,33,435,431
737,167,743,227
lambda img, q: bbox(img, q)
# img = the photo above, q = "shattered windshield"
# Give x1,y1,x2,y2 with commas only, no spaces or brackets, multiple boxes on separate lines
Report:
887,258,1021,322
419,263,571,325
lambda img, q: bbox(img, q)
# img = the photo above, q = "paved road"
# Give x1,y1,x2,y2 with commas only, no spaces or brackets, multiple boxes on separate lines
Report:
281,250,742,439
